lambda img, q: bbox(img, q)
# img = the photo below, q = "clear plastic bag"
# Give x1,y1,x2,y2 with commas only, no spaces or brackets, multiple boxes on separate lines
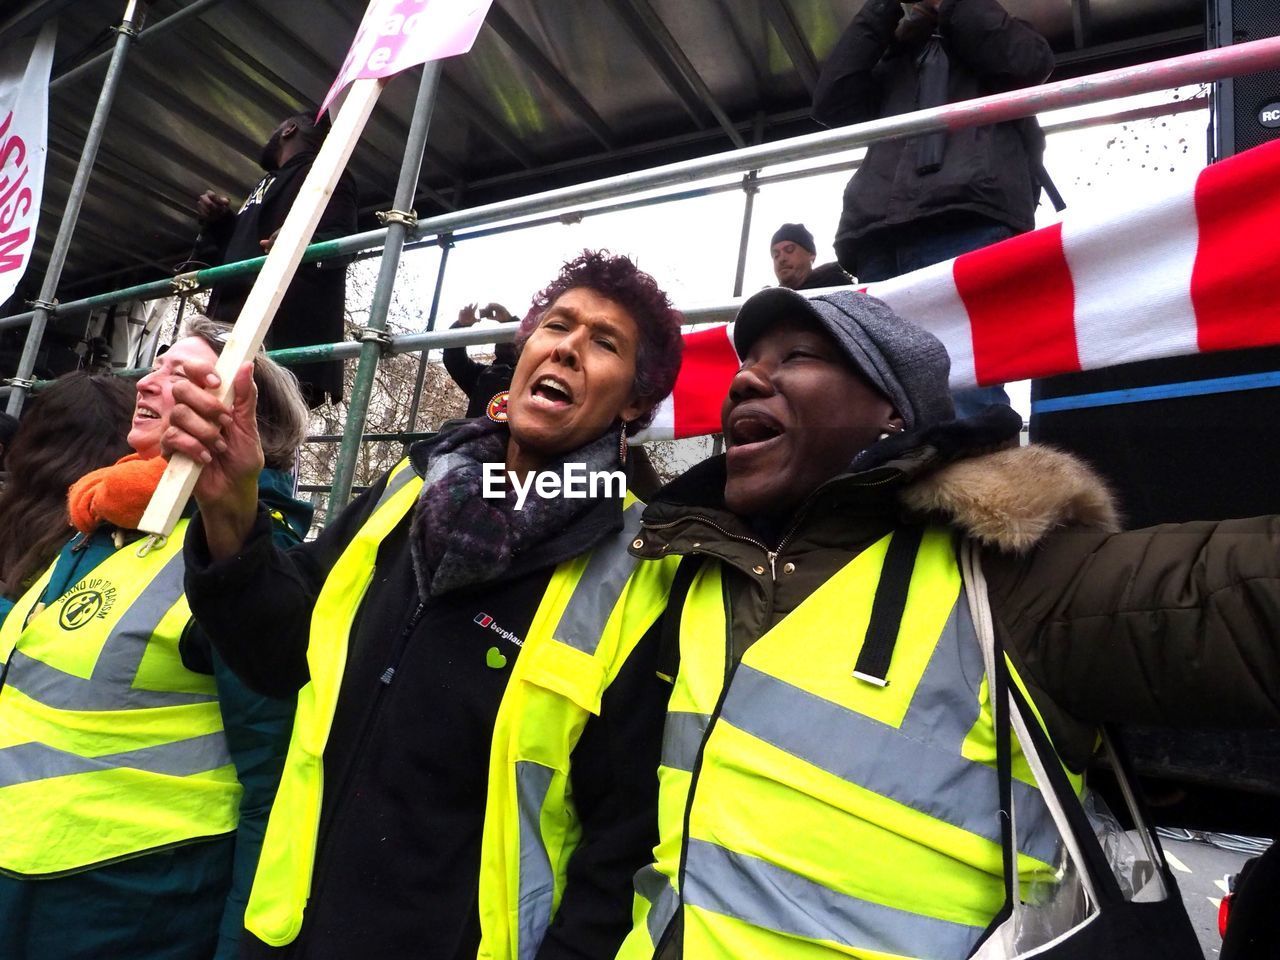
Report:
963,538,1198,959
1080,791,1163,904
1004,790,1169,953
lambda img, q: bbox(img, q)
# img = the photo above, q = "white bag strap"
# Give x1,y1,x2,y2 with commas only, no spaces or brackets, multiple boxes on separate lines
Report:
960,538,1103,907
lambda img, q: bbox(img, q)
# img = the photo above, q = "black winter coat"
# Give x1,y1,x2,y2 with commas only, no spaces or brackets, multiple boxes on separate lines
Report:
442,347,517,419
204,152,358,407
813,0,1053,267
183,435,666,960
795,261,853,290
634,412,1280,777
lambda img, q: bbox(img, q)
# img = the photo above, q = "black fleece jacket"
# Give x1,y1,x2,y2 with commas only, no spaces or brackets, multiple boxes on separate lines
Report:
442,347,517,419
184,437,666,960
794,261,854,290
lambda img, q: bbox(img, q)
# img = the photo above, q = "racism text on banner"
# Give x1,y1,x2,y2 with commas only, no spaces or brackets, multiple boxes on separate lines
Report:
0,22,56,307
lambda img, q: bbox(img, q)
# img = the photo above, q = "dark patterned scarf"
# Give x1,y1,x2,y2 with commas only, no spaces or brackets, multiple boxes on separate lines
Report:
409,418,622,598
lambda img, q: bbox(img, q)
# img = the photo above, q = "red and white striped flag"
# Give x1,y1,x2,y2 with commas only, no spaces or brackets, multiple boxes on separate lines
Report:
638,138,1280,441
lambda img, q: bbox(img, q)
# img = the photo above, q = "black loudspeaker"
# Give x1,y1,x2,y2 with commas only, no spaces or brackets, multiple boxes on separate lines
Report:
1032,352,1280,827
1211,0,1280,160
1032,7,1280,813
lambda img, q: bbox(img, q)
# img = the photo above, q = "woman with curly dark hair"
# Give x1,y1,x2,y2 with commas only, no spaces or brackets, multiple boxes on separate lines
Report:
0,372,135,617
167,251,685,960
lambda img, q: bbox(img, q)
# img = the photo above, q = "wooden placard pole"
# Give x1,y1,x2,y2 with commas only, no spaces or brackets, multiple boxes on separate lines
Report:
137,78,385,537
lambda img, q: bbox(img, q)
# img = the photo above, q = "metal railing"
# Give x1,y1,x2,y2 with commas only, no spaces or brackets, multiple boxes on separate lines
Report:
4,21,1277,510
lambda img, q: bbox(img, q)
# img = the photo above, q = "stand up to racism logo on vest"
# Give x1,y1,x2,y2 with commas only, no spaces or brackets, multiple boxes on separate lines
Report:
57,578,118,631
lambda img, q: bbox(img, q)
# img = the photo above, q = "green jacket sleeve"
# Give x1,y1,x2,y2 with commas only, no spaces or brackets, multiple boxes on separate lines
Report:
209,647,295,960
206,514,303,960
987,517,1280,744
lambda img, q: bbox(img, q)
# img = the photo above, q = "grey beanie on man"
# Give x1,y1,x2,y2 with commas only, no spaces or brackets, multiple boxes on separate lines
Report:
769,223,816,254
733,287,955,431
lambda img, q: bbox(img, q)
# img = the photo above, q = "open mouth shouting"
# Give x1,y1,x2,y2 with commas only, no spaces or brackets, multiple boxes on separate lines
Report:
530,374,574,410
725,407,785,462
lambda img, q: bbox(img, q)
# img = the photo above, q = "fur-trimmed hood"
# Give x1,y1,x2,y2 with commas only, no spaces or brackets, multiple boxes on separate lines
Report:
639,406,1121,557
900,444,1120,553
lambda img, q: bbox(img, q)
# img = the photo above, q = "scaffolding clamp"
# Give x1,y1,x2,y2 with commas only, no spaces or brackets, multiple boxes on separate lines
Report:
171,271,202,295
376,208,418,229
355,326,394,353
27,297,57,313
3,376,34,390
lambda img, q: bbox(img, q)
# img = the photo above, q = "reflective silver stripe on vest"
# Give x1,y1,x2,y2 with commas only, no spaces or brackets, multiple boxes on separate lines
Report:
719,598,1060,865
0,730,232,789
379,459,423,507
513,506,648,952
683,839,983,958
516,760,556,960
660,711,709,774
635,863,680,946
4,548,216,711
550,503,643,655
4,651,217,710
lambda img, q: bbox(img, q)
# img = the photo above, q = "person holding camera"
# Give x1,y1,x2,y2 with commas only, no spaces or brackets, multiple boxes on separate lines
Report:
444,302,521,419
813,0,1054,417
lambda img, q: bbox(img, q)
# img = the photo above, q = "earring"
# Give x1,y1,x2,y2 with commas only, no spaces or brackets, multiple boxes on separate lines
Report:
618,422,629,466
485,391,509,423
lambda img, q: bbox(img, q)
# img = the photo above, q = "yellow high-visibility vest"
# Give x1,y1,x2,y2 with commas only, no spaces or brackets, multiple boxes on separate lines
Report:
0,520,240,876
245,458,677,960
620,528,1078,960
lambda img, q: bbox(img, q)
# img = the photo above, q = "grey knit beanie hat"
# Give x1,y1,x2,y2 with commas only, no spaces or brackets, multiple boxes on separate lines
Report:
733,287,954,431
769,223,816,254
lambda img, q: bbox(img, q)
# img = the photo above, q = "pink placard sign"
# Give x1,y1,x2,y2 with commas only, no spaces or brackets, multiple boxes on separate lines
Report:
320,0,493,116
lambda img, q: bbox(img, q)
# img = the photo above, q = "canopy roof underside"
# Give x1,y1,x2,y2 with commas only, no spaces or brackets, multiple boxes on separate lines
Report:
1,0,1209,300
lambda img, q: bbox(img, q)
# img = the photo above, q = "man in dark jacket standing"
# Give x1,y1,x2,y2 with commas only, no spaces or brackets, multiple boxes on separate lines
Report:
813,0,1053,416
196,112,358,408
769,223,852,291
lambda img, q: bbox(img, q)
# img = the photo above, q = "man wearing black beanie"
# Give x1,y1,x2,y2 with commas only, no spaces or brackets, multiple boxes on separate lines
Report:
769,223,852,291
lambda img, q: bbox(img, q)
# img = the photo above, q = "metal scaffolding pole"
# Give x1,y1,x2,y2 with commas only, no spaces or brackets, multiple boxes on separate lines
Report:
49,0,225,90
398,38,1280,245
404,236,453,440
731,171,758,297
328,61,443,510
0,88,1213,335
732,114,765,297
5,0,144,416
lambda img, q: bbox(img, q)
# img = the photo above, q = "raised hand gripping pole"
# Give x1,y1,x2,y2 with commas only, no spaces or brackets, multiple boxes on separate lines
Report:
138,78,386,539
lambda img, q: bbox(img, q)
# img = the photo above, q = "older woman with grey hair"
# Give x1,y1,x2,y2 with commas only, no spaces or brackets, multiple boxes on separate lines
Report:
0,316,313,960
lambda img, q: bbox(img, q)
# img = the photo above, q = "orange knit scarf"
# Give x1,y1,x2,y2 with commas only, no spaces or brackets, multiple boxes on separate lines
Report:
67,453,168,535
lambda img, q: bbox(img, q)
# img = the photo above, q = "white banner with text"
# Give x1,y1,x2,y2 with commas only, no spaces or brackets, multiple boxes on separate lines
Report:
0,22,56,307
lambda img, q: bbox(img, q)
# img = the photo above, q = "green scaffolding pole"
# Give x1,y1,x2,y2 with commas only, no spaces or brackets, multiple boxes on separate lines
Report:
328,61,444,511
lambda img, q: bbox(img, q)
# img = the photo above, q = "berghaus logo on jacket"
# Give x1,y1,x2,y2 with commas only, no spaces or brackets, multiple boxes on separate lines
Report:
473,612,524,647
